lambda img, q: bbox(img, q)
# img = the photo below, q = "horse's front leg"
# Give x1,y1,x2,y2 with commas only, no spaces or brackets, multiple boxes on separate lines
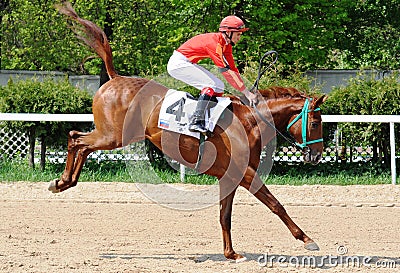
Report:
241,167,320,251
219,184,247,262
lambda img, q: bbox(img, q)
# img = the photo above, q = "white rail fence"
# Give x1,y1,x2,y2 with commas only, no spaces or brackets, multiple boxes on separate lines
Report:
0,113,399,185
323,115,399,185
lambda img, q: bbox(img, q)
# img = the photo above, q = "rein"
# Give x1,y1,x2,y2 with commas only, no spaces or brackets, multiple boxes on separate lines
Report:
253,93,323,151
252,106,300,148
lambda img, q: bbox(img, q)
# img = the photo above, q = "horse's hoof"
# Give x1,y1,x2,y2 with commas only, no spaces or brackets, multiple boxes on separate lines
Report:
235,256,247,263
48,179,60,193
226,252,247,263
304,241,320,251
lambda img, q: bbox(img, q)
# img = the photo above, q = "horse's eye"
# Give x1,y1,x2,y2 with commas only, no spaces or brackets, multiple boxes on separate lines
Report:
311,122,319,129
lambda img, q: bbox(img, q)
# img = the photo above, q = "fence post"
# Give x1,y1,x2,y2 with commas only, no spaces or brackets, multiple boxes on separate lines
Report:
390,122,396,185
180,164,185,183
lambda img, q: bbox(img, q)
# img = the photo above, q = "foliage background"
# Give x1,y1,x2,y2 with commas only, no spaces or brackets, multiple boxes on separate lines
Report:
0,78,93,169
1,0,400,175
321,72,400,165
2,0,400,78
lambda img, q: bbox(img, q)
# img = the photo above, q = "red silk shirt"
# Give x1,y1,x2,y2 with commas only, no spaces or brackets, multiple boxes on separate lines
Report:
176,32,246,92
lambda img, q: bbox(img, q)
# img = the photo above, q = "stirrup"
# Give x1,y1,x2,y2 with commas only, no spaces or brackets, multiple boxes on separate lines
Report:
189,123,207,133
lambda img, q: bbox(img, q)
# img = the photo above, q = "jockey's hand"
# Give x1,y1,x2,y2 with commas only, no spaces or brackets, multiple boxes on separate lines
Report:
243,89,258,106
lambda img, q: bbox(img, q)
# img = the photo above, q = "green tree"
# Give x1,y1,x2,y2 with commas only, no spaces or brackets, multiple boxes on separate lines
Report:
239,0,354,70
336,0,400,69
2,0,398,75
1,0,88,72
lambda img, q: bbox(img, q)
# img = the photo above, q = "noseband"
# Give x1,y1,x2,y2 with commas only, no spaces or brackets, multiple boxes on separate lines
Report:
286,97,323,149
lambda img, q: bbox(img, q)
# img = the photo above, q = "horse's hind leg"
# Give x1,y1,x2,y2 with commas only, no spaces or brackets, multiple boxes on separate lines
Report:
49,129,120,193
49,130,85,193
53,147,93,192
241,167,319,251
68,147,93,188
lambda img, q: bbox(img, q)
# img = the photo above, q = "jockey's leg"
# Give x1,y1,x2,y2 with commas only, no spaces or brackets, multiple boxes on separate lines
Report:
189,88,212,133
189,87,222,133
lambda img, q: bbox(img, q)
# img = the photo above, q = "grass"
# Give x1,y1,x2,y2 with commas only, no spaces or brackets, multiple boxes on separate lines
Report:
263,161,394,185
0,158,395,185
263,173,392,185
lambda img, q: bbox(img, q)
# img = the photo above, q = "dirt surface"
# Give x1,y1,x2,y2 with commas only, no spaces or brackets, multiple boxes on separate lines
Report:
0,181,399,273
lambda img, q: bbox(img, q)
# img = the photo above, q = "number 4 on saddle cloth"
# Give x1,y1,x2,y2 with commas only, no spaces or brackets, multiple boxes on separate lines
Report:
158,89,231,139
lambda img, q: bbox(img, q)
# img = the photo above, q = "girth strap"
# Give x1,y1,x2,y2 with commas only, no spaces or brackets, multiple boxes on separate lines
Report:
195,133,206,171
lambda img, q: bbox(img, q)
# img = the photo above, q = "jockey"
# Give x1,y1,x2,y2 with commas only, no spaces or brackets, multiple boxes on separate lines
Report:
167,15,257,133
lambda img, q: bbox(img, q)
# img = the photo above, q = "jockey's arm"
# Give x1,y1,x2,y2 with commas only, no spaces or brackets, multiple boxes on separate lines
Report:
219,66,246,92
219,67,257,105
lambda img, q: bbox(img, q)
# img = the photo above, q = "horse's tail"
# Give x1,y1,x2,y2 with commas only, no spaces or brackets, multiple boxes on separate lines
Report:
55,1,118,79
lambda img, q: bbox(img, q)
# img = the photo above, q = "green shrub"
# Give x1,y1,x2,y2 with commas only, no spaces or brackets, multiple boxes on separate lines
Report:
0,77,93,169
321,72,400,165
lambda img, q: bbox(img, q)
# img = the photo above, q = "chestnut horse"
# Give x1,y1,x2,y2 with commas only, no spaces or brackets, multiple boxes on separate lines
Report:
50,2,326,261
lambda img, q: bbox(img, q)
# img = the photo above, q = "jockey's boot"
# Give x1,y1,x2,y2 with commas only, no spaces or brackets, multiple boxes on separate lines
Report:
188,93,212,133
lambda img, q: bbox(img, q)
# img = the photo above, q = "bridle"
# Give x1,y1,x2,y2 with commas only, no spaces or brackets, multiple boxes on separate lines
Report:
249,51,323,151
286,97,323,149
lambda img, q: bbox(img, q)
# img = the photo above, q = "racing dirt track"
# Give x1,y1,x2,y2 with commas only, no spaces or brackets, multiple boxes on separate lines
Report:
0,182,399,273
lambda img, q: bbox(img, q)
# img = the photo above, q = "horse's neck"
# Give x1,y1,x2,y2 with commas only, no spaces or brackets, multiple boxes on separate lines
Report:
263,97,304,131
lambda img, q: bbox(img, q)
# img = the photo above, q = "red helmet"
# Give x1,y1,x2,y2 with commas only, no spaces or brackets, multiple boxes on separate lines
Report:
219,15,249,32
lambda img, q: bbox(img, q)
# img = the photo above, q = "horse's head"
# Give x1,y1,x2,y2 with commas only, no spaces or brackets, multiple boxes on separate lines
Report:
286,95,327,164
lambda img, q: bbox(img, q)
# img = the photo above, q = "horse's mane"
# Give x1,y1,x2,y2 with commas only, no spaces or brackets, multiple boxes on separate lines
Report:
258,86,306,99
228,86,307,107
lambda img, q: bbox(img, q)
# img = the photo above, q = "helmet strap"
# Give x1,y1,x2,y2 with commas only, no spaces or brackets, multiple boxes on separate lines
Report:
223,31,235,46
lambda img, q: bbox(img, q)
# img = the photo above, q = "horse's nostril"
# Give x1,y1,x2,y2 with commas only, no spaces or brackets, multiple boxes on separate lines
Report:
312,154,322,165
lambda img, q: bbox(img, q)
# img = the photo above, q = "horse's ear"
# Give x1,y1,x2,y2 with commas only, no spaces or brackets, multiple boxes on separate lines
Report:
314,94,327,108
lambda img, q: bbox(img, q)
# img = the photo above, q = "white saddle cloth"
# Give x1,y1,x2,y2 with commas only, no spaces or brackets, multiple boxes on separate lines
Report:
158,89,231,139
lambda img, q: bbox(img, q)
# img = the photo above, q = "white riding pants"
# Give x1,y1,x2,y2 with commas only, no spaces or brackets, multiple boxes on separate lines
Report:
167,50,225,94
